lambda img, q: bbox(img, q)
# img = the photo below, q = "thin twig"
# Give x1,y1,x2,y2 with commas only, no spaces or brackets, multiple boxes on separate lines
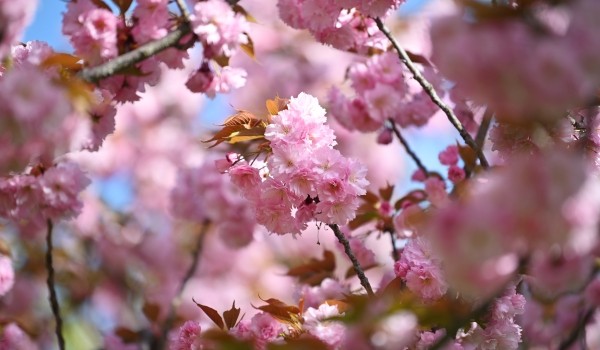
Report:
559,307,595,350
328,224,374,296
150,222,209,350
78,22,192,83
388,230,399,262
174,0,192,21
475,110,493,150
46,219,65,350
375,18,489,169
389,120,429,176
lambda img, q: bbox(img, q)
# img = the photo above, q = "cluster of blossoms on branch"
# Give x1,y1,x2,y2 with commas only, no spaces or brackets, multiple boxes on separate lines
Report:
277,0,403,52
222,93,369,235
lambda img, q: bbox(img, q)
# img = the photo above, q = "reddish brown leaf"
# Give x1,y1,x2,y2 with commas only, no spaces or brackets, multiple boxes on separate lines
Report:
142,302,160,323
221,110,263,128
394,190,427,210
362,191,380,205
348,211,378,230
457,143,477,170
115,327,141,344
286,250,336,286
266,96,289,116
194,299,225,330
378,184,394,202
406,50,432,67
0,239,11,257
240,34,255,60
254,298,302,325
90,0,112,11
345,263,378,279
110,0,134,14
203,111,267,148
213,54,230,67
268,336,330,350
232,4,257,23
223,301,241,330
41,53,83,71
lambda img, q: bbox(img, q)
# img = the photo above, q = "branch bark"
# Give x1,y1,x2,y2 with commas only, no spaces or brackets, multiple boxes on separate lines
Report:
78,22,193,83
46,219,65,350
328,224,374,296
389,119,429,176
150,222,209,350
375,18,489,169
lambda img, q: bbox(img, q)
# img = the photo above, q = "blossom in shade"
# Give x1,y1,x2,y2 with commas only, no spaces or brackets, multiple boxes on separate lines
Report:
0,255,14,297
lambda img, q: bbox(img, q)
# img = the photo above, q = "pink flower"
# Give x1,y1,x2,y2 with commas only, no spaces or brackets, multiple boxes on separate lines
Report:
438,145,459,166
0,323,36,350
229,164,261,196
447,165,465,184
0,255,14,297
250,313,283,342
424,177,448,207
376,129,393,145
191,0,249,58
40,162,91,220
0,0,38,59
169,321,201,350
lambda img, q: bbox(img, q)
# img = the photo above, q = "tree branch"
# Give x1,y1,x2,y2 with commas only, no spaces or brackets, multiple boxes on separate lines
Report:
174,0,192,21
46,219,65,350
559,307,595,350
375,18,489,169
389,119,429,176
475,109,493,150
150,222,209,350
328,224,374,296
388,230,399,262
78,22,193,83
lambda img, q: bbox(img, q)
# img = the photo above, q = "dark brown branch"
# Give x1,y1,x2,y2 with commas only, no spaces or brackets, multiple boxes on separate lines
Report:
375,18,489,169
46,219,65,350
174,0,192,21
78,22,193,83
150,222,209,350
389,120,429,176
559,307,595,350
388,230,399,262
328,224,374,296
475,109,493,150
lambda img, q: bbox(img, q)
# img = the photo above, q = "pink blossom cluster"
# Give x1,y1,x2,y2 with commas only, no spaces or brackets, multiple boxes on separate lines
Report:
302,303,346,348
328,52,437,134
0,162,91,236
225,93,369,235
0,323,37,350
394,237,447,301
0,0,37,59
169,321,202,350
297,278,350,309
171,159,256,248
431,0,600,121
62,0,249,102
277,0,396,52
230,312,284,349
426,150,596,297
438,145,465,184
0,255,14,297
0,64,74,173
185,0,249,97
